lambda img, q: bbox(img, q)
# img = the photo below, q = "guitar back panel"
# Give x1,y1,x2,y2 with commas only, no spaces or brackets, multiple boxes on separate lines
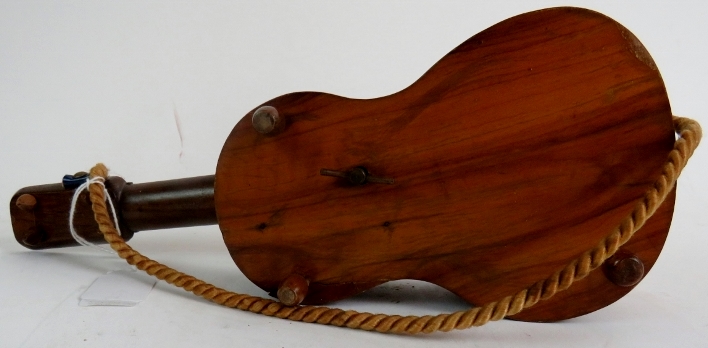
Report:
215,7,675,321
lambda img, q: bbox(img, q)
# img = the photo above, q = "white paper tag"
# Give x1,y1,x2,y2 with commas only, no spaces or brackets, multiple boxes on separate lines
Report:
79,269,157,307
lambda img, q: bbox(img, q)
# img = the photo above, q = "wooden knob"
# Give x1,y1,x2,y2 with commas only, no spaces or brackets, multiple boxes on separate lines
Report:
603,251,645,287
16,194,37,211
251,106,280,134
277,274,309,306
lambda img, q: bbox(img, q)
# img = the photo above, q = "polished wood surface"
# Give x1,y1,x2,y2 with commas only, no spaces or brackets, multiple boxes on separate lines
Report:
215,7,675,322
120,175,216,232
10,177,135,249
10,176,216,249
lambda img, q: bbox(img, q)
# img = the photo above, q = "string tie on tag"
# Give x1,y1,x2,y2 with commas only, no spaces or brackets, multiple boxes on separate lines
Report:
68,176,122,255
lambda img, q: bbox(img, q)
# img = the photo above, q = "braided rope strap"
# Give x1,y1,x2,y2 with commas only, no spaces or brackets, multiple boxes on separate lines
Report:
86,116,701,334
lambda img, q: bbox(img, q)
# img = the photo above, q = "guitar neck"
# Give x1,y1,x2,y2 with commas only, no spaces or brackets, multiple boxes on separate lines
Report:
10,175,217,250
120,175,216,231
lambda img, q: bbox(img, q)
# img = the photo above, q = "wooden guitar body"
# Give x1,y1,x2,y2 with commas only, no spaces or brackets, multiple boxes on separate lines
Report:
215,7,675,322
9,6,681,324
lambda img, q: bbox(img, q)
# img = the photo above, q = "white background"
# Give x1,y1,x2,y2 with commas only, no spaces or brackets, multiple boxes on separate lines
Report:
1,1,707,347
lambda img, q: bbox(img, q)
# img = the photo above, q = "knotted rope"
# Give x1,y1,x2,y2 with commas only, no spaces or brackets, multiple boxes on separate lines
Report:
85,116,701,334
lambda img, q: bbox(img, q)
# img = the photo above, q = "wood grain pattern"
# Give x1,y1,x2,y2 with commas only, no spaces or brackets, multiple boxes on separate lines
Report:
215,7,675,322
10,176,216,249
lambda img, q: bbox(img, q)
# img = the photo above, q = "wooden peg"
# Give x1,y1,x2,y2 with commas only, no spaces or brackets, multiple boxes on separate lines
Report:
603,250,645,287
15,194,37,212
251,106,280,134
277,274,309,306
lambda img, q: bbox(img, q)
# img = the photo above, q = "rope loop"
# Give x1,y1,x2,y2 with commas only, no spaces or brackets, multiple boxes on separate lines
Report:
85,116,701,334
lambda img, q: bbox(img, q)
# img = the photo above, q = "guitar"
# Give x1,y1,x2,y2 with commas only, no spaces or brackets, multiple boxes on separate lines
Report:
9,7,701,325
